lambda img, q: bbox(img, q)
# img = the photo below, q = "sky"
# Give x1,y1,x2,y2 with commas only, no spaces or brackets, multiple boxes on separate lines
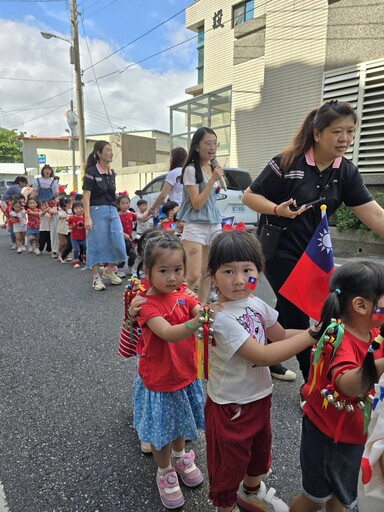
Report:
0,0,196,137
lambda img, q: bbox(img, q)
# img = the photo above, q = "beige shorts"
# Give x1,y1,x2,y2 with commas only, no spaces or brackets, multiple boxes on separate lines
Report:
181,222,221,246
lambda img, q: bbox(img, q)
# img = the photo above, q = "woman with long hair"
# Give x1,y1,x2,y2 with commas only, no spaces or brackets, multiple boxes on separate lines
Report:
82,140,126,291
177,127,225,303
242,100,384,383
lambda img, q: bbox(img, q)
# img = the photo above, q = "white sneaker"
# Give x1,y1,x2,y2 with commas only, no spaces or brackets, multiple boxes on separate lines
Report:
116,270,127,278
66,256,72,262
34,248,40,255
102,270,122,285
92,276,106,291
237,481,289,512
59,257,66,264
11,243,17,250
17,247,22,254
28,246,33,253
51,252,58,259
127,267,134,276
22,246,26,251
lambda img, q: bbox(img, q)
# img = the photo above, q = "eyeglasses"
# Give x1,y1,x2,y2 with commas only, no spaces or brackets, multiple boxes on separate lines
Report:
203,141,220,148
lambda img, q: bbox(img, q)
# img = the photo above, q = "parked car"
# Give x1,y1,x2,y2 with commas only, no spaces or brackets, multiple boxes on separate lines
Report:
130,167,258,228
0,179,15,197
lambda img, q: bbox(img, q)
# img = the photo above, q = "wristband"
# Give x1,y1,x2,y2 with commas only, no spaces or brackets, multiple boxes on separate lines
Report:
273,205,279,216
308,328,322,340
185,321,199,329
127,312,137,321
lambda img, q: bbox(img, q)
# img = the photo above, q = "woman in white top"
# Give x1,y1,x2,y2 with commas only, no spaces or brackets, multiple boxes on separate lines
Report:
32,165,59,202
177,127,224,303
150,147,187,213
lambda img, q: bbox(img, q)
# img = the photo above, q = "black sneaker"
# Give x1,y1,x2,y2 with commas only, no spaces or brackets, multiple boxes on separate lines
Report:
270,363,297,381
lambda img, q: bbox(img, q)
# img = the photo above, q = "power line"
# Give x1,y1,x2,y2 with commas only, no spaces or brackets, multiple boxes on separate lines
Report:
82,6,186,71
80,14,115,132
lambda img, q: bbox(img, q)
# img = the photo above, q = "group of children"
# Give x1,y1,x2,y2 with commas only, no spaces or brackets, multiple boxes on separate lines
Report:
3,192,87,267
2,186,183,276
118,228,384,512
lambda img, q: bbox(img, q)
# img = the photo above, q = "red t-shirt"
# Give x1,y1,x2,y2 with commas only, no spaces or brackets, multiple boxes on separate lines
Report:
26,208,41,229
119,212,137,237
303,328,384,444
137,287,199,392
162,220,177,231
68,215,86,240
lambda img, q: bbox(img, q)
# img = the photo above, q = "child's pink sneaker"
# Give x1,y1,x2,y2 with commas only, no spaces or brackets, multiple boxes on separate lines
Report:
171,450,204,487
156,469,184,509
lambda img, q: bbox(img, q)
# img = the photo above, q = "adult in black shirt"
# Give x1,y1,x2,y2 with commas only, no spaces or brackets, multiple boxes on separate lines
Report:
243,101,384,382
83,140,126,291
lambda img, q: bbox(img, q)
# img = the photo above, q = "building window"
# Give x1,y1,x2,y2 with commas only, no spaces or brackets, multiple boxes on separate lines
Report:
170,86,232,158
197,25,204,85
233,0,254,27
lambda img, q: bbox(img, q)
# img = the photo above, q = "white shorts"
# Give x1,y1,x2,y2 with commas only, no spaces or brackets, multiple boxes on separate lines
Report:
181,222,221,246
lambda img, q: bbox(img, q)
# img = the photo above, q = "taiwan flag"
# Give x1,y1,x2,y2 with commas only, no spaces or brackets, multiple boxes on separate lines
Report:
279,212,334,322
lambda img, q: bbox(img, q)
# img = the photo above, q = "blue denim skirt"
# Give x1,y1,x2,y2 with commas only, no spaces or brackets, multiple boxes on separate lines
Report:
133,375,205,451
86,205,126,268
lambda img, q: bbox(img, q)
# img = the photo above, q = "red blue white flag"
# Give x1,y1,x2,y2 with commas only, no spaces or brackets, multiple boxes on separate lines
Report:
279,212,334,321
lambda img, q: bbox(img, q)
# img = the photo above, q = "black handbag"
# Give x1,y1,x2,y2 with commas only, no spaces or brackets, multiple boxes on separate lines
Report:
259,219,287,262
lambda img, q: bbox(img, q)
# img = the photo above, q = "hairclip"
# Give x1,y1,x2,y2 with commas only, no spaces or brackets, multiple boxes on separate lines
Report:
222,222,246,232
334,288,341,295
328,99,338,106
368,330,384,353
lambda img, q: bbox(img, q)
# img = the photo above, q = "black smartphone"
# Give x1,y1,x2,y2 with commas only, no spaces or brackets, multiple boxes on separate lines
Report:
289,197,326,211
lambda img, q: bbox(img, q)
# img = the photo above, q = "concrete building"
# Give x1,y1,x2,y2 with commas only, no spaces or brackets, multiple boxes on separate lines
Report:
170,0,384,176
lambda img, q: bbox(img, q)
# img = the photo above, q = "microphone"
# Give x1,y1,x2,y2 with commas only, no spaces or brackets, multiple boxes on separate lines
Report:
211,158,227,191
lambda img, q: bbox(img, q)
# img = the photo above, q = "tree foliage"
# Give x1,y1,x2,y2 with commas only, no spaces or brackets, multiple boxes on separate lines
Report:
0,128,23,163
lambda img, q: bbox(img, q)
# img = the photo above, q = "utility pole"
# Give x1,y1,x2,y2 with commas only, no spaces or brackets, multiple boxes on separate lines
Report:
70,0,86,179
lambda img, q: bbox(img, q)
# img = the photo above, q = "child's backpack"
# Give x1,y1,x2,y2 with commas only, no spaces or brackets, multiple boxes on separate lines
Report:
36,178,54,202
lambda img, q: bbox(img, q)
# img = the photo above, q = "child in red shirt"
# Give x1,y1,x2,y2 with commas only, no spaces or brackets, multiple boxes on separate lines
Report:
26,197,41,254
67,201,86,268
116,194,138,277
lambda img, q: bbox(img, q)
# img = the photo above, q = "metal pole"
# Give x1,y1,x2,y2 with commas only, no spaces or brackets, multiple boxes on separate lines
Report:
70,100,76,192
71,0,86,183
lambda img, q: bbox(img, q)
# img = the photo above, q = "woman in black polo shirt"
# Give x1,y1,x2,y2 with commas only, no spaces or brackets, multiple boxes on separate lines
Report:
83,140,126,291
243,101,384,382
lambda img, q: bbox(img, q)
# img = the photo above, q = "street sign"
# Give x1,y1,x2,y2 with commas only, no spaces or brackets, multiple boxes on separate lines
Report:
38,154,46,164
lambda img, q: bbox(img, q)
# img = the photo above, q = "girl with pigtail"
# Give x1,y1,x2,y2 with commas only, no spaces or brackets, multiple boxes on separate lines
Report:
291,261,384,512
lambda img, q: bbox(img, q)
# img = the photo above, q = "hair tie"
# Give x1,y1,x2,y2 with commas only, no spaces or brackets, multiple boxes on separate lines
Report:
329,99,338,106
334,288,341,295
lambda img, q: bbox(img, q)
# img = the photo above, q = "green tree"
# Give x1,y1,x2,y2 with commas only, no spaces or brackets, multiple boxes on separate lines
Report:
0,128,23,163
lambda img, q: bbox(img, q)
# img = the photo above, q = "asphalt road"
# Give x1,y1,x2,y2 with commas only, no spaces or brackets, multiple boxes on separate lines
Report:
0,229,306,512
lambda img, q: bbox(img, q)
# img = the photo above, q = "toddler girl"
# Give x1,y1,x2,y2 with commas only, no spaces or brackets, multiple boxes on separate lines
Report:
67,201,86,268
206,229,318,512
9,200,27,253
26,197,41,254
132,234,205,510
116,194,138,277
291,261,384,511
57,196,72,263
39,200,52,253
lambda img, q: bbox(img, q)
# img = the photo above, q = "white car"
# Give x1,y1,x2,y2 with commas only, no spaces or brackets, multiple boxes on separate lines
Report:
130,167,258,228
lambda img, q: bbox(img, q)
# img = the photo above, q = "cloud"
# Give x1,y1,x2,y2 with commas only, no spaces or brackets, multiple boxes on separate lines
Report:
0,18,196,137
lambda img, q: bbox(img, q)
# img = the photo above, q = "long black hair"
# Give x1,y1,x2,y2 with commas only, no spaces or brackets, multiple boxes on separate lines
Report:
181,127,217,185
318,261,384,393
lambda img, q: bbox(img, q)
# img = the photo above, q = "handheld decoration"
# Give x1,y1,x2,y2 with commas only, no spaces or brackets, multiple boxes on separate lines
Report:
196,305,214,379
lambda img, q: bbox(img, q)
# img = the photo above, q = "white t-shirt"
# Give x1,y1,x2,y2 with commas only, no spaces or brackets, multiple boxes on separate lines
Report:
33,177,59,195
165,167,183,204
10,210,27,232
39,213,50,231
208,297,278,405
57,209,69,235
182,165,220,189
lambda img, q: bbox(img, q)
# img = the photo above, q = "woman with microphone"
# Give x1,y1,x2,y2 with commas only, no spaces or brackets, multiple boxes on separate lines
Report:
177,127,225,303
